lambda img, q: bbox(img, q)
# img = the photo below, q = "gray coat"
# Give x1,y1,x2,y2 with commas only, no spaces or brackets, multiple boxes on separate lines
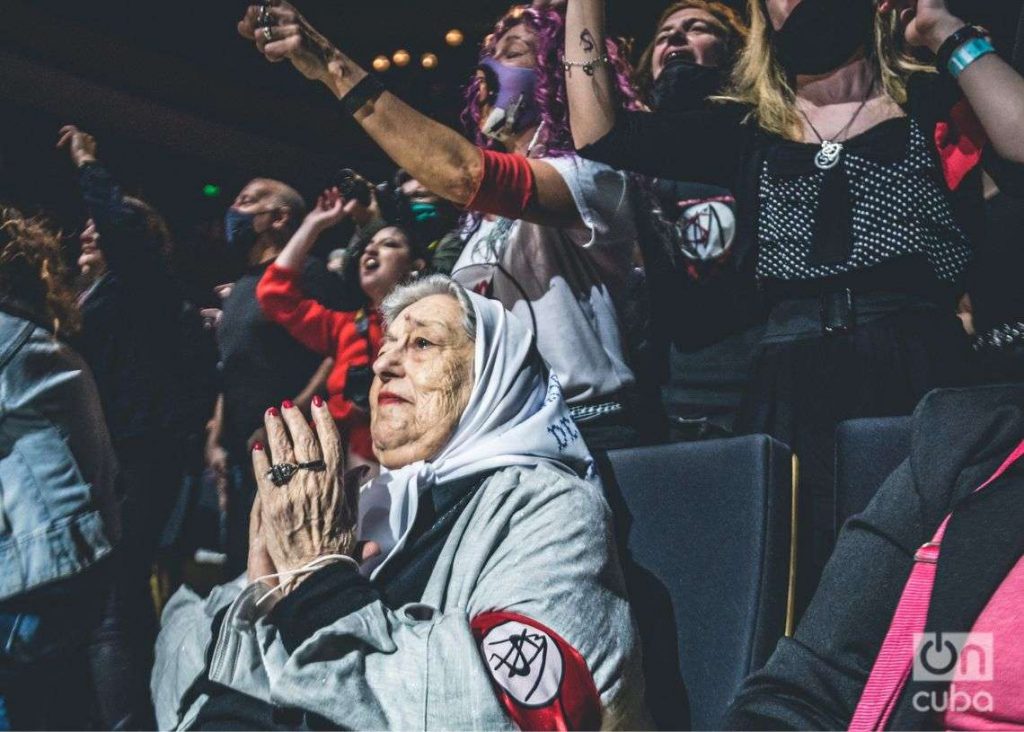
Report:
0,308,120,601
153,463,648,730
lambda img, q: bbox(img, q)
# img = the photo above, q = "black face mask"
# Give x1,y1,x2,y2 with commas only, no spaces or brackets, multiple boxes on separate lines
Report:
769,0,875,76
651,59,726,113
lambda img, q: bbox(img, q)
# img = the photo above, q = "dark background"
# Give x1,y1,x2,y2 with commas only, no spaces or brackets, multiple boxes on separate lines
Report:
1,0,1020,296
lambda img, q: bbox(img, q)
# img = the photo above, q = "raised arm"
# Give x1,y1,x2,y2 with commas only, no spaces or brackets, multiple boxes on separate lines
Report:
238,2,579,228
258,188,357,357
562,1,746,185
563,0,618,148
57,126,176,295
883,0,1024,163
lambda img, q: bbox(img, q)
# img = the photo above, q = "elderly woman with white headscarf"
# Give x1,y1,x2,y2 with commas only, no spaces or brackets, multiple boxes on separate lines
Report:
152,275,647,730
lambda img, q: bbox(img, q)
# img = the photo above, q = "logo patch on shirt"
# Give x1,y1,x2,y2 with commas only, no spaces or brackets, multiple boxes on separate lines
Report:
482,620,565,707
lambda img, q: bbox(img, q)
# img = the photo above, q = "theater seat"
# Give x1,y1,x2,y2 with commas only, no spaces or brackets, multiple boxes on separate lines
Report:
833,417,912,534
597,436,794,731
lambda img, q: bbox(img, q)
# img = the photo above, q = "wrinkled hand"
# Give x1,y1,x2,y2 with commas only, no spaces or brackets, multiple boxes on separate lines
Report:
57,125,98,168
251,397,358,583
238,1,348,87
246,426,268,452
247,494,278,583
305,187,349,232
878,0,964,52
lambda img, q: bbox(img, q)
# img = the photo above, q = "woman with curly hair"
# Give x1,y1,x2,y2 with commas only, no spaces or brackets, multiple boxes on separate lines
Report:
0,206,120,729
236,2,655,451
566,0,1024,608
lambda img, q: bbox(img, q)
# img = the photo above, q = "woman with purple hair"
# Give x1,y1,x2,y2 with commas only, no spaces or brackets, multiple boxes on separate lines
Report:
236,2,657,452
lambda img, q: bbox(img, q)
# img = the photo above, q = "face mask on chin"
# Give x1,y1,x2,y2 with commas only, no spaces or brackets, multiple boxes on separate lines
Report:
651,58,727,113
478,57,543,143
768,0,876,76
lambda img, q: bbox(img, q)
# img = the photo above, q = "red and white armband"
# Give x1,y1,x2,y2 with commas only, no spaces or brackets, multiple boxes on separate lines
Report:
471,611,602,731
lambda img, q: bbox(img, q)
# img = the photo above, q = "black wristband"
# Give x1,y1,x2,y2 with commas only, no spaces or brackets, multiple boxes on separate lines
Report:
341,74,385,117
936,25,984,75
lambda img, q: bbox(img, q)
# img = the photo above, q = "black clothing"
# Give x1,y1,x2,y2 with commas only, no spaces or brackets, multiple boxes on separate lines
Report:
76,163,206,448
758,118,970,282
648,178,763,431
582,74,1024,607
217,258,334,451
217,257,335,576
726,384,1024,730
75,162,204,729
738,304,970,611
972,191,1024,332
967,191,1024,382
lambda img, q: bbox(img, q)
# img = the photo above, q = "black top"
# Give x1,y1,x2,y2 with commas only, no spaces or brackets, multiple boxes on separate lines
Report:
580,73,1024,306
217,259,335,450
968,190,1024,333
757,117,970,284
725,383,1024,730
76,163,214,447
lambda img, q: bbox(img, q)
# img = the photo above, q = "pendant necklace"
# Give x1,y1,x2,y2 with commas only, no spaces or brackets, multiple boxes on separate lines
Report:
799,90,872,171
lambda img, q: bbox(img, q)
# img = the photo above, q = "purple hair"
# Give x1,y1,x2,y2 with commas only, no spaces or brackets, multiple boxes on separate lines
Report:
460,5,642,157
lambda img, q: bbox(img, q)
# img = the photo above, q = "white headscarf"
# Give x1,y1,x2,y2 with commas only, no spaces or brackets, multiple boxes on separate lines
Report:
357,290,595,577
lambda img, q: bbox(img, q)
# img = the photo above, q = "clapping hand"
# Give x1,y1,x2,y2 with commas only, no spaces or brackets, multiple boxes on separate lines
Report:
250,397,359,587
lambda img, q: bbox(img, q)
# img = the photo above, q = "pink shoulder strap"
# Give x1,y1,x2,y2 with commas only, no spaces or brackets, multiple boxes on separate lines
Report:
849,438,1024,731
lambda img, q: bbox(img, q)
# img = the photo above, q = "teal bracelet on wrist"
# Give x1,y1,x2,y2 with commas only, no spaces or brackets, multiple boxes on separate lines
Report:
948,36,996,79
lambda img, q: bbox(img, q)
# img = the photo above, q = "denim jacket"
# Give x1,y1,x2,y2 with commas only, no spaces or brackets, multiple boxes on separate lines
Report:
0,307,120,601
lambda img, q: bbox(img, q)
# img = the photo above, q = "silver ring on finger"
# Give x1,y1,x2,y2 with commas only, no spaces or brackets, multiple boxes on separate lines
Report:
262,25,274,41
267,459,327,487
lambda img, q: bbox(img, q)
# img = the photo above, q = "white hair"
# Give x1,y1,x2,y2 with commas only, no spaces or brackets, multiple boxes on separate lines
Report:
380,274,476,340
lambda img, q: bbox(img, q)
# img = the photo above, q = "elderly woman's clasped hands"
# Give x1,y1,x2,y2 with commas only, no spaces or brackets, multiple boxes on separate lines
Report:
247,395,363,592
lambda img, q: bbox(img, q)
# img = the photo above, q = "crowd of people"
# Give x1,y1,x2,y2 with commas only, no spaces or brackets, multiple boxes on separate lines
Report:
2,0,1024,728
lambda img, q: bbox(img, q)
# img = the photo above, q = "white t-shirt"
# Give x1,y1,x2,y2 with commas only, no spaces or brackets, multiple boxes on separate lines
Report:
451,154,637,405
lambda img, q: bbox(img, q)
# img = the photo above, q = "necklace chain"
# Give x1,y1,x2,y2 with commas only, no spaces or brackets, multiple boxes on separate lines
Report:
798,90,873,171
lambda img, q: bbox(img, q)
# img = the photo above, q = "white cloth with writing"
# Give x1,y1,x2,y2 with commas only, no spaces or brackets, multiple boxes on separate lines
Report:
356,290,595,577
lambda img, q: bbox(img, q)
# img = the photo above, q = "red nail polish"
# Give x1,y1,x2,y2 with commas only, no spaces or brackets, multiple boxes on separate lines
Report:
253,442,263,451
282,400,294,410
267,406,279,417
312,394,324,407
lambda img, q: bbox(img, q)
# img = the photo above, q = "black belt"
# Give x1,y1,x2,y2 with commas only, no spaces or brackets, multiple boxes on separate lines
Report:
763,290,942,344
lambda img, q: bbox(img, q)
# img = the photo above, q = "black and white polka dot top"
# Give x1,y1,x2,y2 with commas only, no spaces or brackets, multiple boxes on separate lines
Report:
756,116,971,285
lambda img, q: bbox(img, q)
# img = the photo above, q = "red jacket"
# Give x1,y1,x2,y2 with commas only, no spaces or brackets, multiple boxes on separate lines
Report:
256,263,381,459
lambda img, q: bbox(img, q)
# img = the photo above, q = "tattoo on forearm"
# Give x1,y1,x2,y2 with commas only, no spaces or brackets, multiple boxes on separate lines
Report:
580,28,596,54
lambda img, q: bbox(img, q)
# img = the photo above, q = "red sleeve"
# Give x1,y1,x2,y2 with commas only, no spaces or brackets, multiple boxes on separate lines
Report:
471,611,602,731
934,98,988,191
256,263,351,356
467,149,537,220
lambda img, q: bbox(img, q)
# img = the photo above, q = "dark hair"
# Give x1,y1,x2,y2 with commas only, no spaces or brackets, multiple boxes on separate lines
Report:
635,1,748,101
124,195,175,263
0,205,80,336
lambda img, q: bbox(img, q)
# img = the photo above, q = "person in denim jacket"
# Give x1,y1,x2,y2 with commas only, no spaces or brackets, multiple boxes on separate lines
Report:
0,205,119,729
